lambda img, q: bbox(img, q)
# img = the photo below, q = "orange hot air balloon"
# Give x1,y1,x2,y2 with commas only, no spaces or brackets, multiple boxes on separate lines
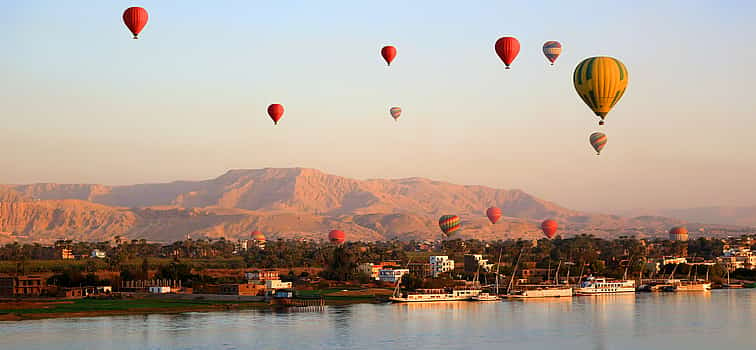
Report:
329,230,346,244
541,219,558,239
251,231,266,241
486,207,502,224
123,7,149,39
267,104,284,125
381,46,397,66
494,37,520,69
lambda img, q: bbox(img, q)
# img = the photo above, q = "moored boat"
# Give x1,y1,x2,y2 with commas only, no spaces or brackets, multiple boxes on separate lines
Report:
471,292,501,301
574,276,635,295
389,288,482,302
506,285,573,298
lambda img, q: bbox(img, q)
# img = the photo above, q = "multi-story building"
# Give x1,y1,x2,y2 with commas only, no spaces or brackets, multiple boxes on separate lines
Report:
378,269,410,283
429,256,454,277
0,275,47,297
61,248,74,260
357,263,383,280
407,262,432,278
463,254,494,273
246,270,280,281
717,248,756,270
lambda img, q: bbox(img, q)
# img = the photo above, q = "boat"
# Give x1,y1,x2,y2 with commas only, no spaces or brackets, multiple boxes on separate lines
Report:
722,267,744,288
389,288,482,302
506,285,573,298
471,292,500,301
662,279,711,292
574,276,636,295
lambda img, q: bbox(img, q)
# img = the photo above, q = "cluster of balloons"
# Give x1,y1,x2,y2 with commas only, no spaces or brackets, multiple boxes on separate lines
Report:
122,9,629,156
122,8,630,241
437,207,559,240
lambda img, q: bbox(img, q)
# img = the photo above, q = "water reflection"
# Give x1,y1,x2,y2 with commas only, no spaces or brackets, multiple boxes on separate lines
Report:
1,291,754,350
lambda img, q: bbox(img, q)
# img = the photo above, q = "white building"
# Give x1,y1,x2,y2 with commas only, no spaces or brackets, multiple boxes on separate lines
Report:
429,256,455,277
717,249,756,270
265,279,293,290
149,286,171,294
379,269,409,283
90,249,106,258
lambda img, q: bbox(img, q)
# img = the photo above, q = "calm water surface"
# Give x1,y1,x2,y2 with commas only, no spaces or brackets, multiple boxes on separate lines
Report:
2,290,754,350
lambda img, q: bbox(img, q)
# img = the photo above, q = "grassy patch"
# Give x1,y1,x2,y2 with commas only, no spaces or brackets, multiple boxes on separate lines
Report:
0,298,252,315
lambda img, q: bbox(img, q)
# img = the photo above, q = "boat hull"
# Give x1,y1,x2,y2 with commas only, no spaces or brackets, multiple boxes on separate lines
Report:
507,288,573,298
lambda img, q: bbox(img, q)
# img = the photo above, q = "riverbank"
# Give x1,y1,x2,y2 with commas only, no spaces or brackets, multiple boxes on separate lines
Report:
0,289,393,321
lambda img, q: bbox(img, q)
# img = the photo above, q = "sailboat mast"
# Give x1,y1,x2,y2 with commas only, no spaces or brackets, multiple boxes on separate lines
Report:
507,249,524,295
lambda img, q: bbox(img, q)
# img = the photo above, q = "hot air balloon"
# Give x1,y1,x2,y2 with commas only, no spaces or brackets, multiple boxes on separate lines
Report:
669,226,689,241
486,207,502,224
329,230,346,244
122,7,149,39
542,41,562,65
573,57,629,126
541,219,558,239
381,46,397,66
389,107,402,121
494,37,520,69
438,215,461,237
589,132,607,155
251,231,266,241
267,104,284,125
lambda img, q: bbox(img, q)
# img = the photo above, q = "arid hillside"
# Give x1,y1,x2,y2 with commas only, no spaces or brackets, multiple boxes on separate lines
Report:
1,168,737,243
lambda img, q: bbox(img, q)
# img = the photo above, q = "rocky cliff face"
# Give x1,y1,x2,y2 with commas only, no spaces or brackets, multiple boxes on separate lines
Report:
0,168,713,243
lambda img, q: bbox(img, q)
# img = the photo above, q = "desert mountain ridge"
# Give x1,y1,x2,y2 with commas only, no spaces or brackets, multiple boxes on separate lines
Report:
0,168,749,244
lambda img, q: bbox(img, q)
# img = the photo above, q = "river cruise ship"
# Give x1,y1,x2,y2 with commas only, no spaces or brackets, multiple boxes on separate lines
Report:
574,276,636,295
506,285,573,298
389,288,482,302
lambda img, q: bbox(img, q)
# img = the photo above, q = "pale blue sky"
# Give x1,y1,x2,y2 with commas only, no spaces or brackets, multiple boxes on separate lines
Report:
1,1,754,211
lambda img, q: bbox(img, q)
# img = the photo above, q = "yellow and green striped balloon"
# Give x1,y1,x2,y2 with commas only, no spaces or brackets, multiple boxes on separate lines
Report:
573,57,629,126
438,215,461,237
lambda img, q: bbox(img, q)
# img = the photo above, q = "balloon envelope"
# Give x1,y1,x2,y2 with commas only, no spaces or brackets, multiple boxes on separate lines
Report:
381,46,397,66
541,219,558,239
123,7,149,39
328,230,346,244
486,207,502,224
267,104,284,125
590,132,607,155
573,56,629,125
494,37,520,69
542,41,562,64
251,231,266,241
389,107,402,121
438,215,461,237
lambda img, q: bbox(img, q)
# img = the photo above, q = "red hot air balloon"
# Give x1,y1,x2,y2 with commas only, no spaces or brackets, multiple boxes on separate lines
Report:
123,7,149,39
486,207,502,224
381,46,397,66
267,104,284,125
329,230,346,244
541,219,558,239
494,37,520,69
251,231,266,241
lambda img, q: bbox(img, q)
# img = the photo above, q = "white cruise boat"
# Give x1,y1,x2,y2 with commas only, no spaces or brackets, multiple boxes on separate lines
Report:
506,285,573,298
390,288,482,302
574,276,635,295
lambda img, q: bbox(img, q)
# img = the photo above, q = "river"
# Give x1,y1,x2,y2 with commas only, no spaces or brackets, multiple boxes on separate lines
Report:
1,290,754,350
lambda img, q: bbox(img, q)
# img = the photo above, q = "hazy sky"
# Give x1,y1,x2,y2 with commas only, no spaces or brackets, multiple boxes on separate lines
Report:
1,1,754,212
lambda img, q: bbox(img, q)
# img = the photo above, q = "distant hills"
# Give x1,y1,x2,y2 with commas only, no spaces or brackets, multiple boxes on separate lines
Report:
618,206,756,228
0,168,750,244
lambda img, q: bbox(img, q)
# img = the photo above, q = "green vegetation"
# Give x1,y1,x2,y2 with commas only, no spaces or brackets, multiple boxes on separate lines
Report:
0,298,261,316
